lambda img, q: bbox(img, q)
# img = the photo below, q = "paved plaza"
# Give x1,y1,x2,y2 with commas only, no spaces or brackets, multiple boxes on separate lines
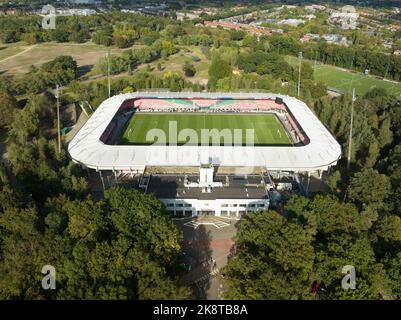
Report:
174,216,240,300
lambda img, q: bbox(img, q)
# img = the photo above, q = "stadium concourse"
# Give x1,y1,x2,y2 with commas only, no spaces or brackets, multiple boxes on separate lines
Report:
68,92,341,218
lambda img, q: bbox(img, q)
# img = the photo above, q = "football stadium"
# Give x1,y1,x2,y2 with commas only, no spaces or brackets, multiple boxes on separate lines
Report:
68,92,342,217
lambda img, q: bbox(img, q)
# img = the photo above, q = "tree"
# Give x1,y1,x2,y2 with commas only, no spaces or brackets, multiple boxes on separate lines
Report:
364,142,380,168
375,215,401,245
96,56,128,75
105,188,182,264
223,210,315,299
0,91,18,128
314,234,391,299
377,118,393,148
52,28,70,43
21,32,42,45
164,24,185,40
287,194,369,234
229,29,246,41
41,56,78,85
113,35,131,49
301,61,314,80
348,168,391,210
92,26,113,46
0,187,192,300
1,30,18,43
183,62,196,77
383,252,401,297
69,29,89,43
160,40,178,56
208,57,232,80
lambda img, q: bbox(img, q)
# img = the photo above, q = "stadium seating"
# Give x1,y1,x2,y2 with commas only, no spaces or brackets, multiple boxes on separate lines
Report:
285,113,309,145
100,120,116,143
132,98,285,113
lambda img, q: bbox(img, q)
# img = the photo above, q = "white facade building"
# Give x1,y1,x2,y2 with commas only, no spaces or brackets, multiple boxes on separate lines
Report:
160,197,269,218
144,169,271,218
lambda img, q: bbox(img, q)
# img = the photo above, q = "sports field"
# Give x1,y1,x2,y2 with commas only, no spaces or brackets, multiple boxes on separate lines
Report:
119,113,292,146
286,56,401,97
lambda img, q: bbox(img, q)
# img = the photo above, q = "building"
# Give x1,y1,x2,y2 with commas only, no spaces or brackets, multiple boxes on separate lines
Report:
329,9,359,30
56,8,97,16
69,92,341,174
176,12,200,21
305,4,326,12
275,5,297,11
69,0,99,4
68,92,341,217
203,21,272,37
301,33,321,42
383,40,394,49
277,19,305,27
302,14,317,21
389,24,401,32
143,165,270,218
323,34,348,45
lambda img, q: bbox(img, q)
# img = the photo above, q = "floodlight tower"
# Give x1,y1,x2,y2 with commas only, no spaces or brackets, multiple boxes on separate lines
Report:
107,50,111,98
347,88,356,170
56,84,61,154
297,52,303,97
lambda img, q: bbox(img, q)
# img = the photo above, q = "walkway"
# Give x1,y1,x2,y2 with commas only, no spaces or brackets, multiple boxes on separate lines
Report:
0,44,37,63
174,217,238,300
65,108,89,143
184,217,231,229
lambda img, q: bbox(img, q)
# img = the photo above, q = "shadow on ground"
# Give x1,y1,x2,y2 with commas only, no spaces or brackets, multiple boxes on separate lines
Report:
177,222,213,299
77,64,94,78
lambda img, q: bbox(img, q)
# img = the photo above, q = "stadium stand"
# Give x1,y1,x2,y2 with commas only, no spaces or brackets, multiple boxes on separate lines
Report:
68,92,341,174
132,98,285,113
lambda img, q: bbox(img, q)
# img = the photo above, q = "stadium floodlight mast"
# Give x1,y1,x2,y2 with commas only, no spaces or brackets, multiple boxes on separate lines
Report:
347,88,356,170
55,84,61,154
297,52,303,97
384,54,391,80
107,50,111,98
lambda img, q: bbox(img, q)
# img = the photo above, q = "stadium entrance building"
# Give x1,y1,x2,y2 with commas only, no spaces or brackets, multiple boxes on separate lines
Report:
141,164,270,218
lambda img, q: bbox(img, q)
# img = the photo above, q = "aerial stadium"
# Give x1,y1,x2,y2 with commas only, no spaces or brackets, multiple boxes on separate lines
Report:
68,92,342,218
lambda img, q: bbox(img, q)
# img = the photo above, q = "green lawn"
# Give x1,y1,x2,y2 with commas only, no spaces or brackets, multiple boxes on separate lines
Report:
286,55,401,97
119,113,291,146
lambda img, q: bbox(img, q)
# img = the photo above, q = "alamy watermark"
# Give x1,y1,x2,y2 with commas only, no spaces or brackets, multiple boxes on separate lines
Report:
139,120,257,167
41,5,56,30
41,265,56,290
341,265,356,290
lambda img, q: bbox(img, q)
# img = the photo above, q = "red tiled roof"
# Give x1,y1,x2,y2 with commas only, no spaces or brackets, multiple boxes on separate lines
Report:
204,20,272,36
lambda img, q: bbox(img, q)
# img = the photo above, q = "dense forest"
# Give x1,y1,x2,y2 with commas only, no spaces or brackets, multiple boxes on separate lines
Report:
0,91,192,299
224,90,401,299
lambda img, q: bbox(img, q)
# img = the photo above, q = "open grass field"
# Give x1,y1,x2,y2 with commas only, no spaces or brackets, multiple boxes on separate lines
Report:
0,43,29,61
119,113,292,146
0,41,129,76
286,55,401,97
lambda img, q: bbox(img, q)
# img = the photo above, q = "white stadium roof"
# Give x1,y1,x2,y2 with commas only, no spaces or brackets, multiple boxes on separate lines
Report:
68,92,342,173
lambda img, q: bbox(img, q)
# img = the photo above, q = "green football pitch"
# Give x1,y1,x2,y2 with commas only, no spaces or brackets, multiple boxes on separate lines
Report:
119,113,292,146
286,55,401,97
